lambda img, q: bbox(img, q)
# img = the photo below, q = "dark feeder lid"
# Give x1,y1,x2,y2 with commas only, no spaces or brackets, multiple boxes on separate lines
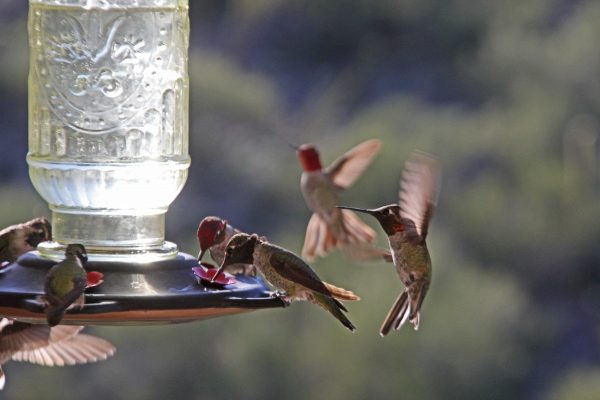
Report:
0,251,285,326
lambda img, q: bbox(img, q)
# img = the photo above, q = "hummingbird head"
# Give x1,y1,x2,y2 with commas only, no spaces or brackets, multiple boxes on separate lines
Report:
65,243,88,263
26,217,52,247
337,204,403,236
297,144,322,172
211,233,259,282
197,217,228,261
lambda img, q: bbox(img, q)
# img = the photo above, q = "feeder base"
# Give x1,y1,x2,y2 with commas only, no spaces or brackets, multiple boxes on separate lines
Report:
0,251,285,326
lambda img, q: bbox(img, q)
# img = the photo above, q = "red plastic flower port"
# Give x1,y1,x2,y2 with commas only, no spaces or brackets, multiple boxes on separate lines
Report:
86,271,104,289
193,262,236,288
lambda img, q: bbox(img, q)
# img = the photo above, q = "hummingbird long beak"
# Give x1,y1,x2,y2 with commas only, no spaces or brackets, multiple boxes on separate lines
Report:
210,263,227,283
336,205,374,215
288,142,300,150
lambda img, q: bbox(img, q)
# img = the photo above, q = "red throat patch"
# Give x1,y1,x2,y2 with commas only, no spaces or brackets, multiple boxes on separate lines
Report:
297,145,322,171
390,222,405,234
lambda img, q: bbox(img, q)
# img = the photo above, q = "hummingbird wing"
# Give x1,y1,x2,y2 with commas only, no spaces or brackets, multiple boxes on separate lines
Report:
11,333,116,366
325,139,382,189
302,211,383,262
0,322,52,354
0,322,85,365
0,232,11,263
0,322,83,352
268,247,333,297
398,152,441,240
340,242,392,263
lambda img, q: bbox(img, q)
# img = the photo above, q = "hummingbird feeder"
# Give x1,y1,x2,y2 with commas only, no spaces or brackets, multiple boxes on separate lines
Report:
0,0,284,325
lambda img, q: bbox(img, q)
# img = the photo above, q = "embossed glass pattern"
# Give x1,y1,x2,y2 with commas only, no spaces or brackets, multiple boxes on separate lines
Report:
28,0,189,261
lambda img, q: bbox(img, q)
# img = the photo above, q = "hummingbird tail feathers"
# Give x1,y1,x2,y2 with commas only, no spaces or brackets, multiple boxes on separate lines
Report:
302,213,335,261
311,292,356,332
46,306,66,327
380,290,421,336
380,291,411,337
323,282,360,301
409,312,420,331
302,210,376,261
45,294,85,327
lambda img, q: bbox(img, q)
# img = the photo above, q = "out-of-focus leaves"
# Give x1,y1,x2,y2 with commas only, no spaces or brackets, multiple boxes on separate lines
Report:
550,368,600,400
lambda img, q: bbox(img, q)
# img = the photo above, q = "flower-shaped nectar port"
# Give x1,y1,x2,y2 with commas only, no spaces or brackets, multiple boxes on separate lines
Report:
193,262,236,288
86,271,104,289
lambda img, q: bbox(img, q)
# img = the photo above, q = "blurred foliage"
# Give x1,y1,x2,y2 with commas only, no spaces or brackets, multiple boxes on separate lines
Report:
550,368,600,400
1,0,600,399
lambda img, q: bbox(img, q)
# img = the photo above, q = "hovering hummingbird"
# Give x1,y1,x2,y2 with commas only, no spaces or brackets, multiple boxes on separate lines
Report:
296,139,382,261
212,233,357,331
0,217,51,264
338,152,441,335
43,244,89,327
198,216,359,301
0,318,115,390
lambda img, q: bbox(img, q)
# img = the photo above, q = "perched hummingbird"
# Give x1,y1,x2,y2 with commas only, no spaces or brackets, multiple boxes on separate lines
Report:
338,152,441,335
296,139,382,261
198,217,359,301
0,318,115,390
0,217,51,264
213,233,357,331
197,216,257,276
43,244,89,327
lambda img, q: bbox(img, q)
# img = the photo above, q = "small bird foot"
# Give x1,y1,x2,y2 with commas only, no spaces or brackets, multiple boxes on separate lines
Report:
271,291,291,307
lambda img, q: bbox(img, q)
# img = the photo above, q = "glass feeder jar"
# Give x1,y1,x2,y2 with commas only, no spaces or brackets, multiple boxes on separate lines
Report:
27,0,190,261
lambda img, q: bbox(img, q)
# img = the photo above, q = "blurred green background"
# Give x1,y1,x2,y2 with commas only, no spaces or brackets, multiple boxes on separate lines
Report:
1,0,600,399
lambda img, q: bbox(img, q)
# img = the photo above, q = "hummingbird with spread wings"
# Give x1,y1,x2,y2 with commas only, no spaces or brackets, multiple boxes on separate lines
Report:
0,319,115,390
0,219,114,391
338,152,441,335
296,140,382,261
